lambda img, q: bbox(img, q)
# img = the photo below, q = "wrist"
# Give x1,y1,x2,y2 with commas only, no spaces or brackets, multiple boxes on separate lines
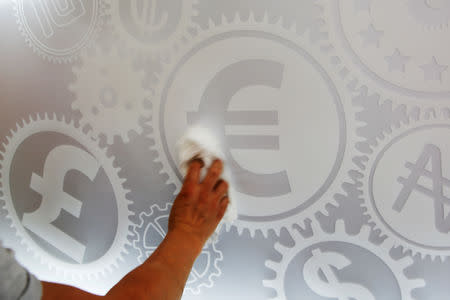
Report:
165,228,205,256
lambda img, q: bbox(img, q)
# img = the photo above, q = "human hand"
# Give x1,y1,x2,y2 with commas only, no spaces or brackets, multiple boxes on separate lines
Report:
168,159,229,248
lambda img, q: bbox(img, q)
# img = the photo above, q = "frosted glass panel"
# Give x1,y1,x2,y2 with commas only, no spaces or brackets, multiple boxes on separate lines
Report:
1,1,449,299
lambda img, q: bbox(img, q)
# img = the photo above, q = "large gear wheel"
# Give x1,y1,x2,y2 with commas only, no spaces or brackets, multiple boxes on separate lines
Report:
0,113,133,281
148,14,356,238
263,220,426,300
355,102,450,259
13,0,108,63
70,45,151,144
350,96,450,260
109,0,199,60
407,0,450,28
131,203,223,295
325,0,450,98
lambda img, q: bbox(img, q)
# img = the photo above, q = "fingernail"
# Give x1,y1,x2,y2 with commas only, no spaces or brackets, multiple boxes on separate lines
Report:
190,157,204,167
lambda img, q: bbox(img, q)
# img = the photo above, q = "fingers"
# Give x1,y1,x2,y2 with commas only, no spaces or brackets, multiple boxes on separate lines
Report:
216,197,229,221
202,159,223,191
214,179,229,199
183,159,203,186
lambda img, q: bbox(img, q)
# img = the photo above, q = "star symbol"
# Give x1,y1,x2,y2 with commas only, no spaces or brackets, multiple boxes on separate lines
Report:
385,49,410,73
359,24,384,47
354,0,372,12
420,56,448,82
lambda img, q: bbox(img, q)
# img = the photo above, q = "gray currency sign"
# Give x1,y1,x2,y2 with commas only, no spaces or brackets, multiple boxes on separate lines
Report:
303,248,375,300
394,143,450,233
10,132,118,264
118,0,181,42
23,145,99,262
187,59,291,198
286,242,400,300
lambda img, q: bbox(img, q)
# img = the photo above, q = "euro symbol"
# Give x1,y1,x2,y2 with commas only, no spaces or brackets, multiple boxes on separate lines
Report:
32,0,86,38
187,59,291,197
22,145,100,263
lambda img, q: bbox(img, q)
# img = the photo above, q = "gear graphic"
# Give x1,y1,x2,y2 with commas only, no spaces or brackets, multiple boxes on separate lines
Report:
0,113,133,280
69,45,151,144
13,0,108,63
349,88,450,260
263,220,426,300
148,14,356,238
407,0,450,28
109,0,199,60
131,202,223,295
325,0,450,98
192,0,327,43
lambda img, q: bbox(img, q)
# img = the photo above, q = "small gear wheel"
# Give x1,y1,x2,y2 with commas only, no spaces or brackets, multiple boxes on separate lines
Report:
132,203,223,294
408,0,450,28
70,46,151,144
109,0,199,60
264,220,425,300
0,113,133,281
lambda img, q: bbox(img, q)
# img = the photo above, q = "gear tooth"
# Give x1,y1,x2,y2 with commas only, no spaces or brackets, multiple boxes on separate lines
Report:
262,10,270,23
202,16,213,28
273,242,290,254
122,133,131,144
163,202,172,211
328,197,339,208
411,278,426,289
221,14,228,25
71,100,79,111
28,114,35,123
274,15,284,27
252,228,264,238
309,220,321,235
287,20,297,33
248,11,256,23
264,260,278,271
397,256,414,269
236,225,245,235
122,247,130,256
224,222,232,232
359,224,371,238
262,279,277,290
272,226,282,237
335,219,346,233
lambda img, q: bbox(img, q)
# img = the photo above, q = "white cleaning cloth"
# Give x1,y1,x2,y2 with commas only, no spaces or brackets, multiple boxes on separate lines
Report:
177,126,237,242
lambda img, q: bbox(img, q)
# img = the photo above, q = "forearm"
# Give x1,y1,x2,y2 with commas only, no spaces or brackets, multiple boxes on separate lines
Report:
106,229,203,300
42,282,102,300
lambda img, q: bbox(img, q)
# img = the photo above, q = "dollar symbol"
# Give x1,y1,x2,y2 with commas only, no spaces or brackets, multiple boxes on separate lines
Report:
303,248,375,300
22,145,100,263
